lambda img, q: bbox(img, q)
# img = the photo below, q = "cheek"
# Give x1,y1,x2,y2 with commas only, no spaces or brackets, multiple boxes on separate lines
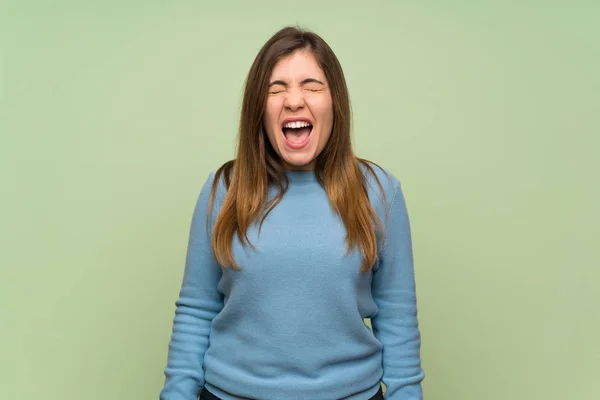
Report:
264,125,280,149
317,100,334,144
309,97,334,125
265,99,282,123
263,102,281,139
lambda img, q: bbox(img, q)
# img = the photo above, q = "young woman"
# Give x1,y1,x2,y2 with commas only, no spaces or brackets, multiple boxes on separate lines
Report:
160,26,425,400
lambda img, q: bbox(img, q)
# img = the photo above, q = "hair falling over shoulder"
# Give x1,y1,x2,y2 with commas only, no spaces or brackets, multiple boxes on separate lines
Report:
207,26,391,272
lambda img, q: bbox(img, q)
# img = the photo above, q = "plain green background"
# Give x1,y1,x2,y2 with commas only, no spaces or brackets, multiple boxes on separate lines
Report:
2,1,599,399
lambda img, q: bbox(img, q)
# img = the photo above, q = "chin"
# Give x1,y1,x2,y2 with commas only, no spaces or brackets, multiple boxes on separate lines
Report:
282,155,315,170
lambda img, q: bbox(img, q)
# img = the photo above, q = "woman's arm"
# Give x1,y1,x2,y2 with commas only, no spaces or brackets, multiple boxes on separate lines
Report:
160,172,224,400
371,180,425,399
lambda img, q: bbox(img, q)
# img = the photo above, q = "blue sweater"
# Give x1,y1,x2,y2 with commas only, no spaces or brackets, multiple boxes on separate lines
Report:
160,165,424,400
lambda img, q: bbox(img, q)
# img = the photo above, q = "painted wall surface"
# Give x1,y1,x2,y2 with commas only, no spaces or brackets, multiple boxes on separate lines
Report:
2,1,598,399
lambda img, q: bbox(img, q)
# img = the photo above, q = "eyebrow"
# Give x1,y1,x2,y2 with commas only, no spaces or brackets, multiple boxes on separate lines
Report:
268,78,325,87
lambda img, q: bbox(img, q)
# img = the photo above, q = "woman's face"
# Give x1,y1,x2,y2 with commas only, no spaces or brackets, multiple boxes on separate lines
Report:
263,50,334,171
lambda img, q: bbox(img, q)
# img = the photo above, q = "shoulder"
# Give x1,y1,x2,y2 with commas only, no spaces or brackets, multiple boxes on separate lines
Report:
190,161,234,224
203,160,234,202
358,158,402,204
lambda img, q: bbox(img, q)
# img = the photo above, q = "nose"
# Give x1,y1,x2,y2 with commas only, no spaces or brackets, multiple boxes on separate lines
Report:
283,87,305,111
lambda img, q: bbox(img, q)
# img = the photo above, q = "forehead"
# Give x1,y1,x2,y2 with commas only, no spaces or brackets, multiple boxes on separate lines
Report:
269,50,326,80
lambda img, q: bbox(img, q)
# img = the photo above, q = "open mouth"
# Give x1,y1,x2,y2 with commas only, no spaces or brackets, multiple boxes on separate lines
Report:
282,120,313,148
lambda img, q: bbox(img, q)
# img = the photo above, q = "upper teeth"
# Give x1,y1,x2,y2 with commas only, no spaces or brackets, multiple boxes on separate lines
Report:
284,121,311,129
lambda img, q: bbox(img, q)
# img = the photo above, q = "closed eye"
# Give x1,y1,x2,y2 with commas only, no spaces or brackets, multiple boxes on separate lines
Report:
268,78,327,94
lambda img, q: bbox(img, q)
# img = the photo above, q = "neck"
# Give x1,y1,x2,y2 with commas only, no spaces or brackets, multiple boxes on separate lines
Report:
282,160,316,171
283,169,318,186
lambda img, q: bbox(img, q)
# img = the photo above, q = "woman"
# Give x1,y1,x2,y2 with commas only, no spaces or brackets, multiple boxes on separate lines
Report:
160,26,425,400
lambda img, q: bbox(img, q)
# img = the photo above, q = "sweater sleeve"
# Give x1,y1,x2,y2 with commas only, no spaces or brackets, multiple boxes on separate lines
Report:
371,181,425,399
160,171,225,400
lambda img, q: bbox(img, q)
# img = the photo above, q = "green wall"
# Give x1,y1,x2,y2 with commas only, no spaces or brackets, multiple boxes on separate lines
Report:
2,1,598,399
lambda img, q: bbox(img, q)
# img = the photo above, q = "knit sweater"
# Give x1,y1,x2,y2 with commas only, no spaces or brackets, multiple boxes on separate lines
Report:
160,164,424,400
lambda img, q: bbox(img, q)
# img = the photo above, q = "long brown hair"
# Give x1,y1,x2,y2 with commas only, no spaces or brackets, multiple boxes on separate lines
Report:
208,26,389,272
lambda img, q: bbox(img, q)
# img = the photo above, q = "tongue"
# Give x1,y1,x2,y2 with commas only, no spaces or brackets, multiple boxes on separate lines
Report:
284,127,311,143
